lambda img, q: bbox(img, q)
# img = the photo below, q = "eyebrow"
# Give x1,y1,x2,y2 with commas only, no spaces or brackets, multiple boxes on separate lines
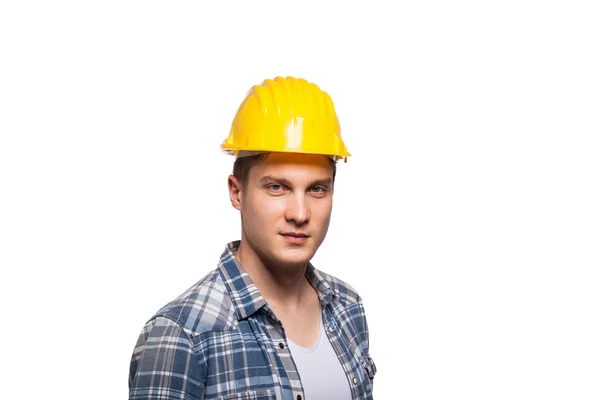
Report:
260,175,332,187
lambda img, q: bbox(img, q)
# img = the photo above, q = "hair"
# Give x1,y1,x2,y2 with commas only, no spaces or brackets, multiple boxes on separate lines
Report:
232,153,337,188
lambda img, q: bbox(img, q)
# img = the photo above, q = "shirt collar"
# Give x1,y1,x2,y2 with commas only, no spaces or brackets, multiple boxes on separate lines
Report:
217,241,336,321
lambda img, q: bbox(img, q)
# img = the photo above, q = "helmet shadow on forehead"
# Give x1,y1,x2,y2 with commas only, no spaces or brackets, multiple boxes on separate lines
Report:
232,152,337,189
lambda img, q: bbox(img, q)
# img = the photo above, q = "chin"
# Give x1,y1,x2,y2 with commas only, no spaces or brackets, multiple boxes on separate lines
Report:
273,248,314,267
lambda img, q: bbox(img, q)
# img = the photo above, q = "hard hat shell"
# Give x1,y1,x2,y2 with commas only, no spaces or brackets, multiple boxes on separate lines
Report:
221,76,351,161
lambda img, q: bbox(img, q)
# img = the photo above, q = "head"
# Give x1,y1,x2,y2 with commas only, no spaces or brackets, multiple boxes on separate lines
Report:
228,152,337,269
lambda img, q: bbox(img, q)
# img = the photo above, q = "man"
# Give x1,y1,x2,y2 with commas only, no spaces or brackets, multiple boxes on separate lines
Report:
129,76,376,400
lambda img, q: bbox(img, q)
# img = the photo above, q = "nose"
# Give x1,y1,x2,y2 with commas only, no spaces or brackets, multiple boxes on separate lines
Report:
284,192,310,225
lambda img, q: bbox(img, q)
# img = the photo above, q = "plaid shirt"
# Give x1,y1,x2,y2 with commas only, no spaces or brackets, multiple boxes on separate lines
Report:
129,241,376,400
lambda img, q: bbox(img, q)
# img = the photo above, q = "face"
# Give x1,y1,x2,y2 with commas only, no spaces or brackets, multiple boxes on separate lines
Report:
229,152,334,269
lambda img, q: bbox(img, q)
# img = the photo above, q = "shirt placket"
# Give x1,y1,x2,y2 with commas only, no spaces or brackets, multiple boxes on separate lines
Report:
322,304,364,400
260,307,306,400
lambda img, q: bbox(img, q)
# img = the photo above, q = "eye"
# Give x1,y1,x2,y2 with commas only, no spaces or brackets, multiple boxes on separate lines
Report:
309,186,327,193
266,183,288,193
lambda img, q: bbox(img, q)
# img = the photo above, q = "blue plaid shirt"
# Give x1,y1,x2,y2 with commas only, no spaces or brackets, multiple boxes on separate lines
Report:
129,241,376,400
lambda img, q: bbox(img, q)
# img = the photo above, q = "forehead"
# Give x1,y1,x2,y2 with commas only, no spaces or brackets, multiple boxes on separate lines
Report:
250,152,333,179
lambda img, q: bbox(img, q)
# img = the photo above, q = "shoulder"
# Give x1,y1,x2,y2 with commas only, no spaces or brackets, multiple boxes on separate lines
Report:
314,268,362,305
149,268,238,337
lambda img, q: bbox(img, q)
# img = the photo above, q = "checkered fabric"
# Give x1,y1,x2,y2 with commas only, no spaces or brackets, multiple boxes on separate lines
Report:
129,241,376,399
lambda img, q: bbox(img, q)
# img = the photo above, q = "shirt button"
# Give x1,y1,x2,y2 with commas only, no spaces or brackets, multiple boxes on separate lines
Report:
328,326,334,333
278,342,285,349
352,377,358,385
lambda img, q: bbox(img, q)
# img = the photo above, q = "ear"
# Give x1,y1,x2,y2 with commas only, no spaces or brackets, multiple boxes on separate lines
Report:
228,174,243,211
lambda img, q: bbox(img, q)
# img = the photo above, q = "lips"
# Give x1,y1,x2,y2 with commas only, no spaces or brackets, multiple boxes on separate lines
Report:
281,232,309,238
280,232,310,244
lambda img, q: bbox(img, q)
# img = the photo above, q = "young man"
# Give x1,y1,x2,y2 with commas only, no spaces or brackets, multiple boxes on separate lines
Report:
129,76,376,400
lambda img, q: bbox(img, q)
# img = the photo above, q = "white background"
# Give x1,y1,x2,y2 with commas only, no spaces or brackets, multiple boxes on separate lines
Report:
1,1,599,399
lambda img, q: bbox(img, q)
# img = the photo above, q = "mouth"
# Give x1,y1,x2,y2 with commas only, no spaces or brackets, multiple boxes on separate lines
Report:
281,232,310,238
280,232,310,244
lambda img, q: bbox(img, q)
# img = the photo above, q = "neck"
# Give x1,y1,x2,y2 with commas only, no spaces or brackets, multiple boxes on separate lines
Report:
235,239,311,307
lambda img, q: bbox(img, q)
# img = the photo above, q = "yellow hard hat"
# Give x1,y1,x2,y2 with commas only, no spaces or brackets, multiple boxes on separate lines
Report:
221,76,351,162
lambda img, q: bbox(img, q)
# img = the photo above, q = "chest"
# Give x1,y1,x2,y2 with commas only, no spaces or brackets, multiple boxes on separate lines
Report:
272,303,321,348
193,303,374,400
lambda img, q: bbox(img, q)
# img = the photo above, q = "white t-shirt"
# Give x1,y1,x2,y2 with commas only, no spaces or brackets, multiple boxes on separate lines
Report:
287,315,352,400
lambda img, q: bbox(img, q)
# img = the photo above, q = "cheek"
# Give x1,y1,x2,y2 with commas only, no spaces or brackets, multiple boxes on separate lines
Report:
244,194,286,224
311,199,333,223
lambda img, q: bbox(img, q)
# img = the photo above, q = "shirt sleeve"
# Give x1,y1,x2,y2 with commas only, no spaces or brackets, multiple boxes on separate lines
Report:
357,299,377,381
129,316,204,400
